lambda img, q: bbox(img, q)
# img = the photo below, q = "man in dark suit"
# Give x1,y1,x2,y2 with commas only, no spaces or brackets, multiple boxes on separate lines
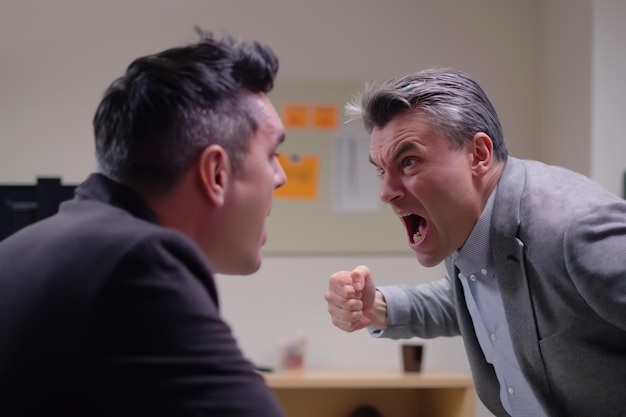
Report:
324,68,626,416
0,28,287,416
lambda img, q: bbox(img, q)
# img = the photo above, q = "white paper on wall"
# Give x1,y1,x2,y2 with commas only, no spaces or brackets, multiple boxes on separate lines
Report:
331,124,380,212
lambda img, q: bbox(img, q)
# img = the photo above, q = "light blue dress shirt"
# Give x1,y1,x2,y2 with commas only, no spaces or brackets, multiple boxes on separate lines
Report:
450,187,546,417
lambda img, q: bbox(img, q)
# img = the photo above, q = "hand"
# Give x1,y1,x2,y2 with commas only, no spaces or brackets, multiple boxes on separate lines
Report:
324,265,380,332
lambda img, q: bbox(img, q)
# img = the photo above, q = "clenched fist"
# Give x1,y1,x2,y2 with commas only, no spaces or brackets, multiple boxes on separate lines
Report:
324,265,387,332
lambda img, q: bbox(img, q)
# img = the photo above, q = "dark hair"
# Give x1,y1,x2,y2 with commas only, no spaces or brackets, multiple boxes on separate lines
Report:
93,27,279,193
346,67,508,161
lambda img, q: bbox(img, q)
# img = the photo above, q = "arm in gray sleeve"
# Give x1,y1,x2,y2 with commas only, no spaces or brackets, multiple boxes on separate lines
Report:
368,277,460,339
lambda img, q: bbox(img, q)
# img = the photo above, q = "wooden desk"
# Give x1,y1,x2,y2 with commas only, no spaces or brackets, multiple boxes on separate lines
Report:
264,369,475,417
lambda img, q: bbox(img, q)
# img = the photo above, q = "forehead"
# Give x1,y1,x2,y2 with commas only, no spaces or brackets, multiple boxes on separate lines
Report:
370,111,443,154
248,93,284,145
249,93,280,125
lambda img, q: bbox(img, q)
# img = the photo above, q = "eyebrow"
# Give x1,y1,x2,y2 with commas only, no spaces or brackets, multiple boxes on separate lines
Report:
369,141,417,166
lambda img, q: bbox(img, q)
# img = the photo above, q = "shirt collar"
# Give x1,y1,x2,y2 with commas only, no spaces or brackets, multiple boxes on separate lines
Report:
452,185,497,274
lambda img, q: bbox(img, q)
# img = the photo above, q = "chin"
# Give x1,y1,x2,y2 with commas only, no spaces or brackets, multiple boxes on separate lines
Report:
244,261,262,275
415,252,443,268
237,254,263,275
211,253,262,276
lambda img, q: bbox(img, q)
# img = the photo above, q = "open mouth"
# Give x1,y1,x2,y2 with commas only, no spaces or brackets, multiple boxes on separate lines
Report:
402,214,425,244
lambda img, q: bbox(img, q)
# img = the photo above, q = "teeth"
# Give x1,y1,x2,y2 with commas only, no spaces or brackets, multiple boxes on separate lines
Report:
413,232,424,243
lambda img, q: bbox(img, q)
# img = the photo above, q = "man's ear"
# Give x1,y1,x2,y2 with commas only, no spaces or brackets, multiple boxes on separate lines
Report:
470,132,494,176
198,144,231,207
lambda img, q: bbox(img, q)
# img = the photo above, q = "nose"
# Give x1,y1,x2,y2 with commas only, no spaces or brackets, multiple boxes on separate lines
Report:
274,157,287,189
380,173,404,203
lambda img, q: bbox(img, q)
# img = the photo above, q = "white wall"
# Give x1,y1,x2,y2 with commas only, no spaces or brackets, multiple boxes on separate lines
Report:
0,0,541,184
539,0,593,175
7,1,624,416
591,0,626,196
539,0,626,196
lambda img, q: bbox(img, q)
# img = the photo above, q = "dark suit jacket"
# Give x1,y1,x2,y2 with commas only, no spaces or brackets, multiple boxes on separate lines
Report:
0,173,285,417
378,158,626,416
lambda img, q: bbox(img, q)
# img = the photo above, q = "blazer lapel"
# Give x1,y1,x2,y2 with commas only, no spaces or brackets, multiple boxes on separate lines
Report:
490,158,554,412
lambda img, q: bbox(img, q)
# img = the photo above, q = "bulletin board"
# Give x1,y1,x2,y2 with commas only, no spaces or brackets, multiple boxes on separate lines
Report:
262,80,411,255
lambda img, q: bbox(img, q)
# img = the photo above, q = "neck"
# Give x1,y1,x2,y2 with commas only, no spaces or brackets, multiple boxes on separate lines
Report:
140,171,206,242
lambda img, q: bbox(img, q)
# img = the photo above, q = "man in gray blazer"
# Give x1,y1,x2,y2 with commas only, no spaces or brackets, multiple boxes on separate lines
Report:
325,68,626,416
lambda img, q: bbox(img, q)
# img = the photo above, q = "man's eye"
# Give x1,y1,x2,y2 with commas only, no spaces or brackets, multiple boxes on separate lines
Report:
401,157,419,172
375,168,385,178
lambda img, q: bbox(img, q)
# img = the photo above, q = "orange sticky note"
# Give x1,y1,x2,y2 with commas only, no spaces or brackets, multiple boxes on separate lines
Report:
313,104,338,129
274,154,319,200
283,103,309,129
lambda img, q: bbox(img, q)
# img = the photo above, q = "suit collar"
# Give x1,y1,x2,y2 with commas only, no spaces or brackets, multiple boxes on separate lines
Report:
491,157,525,238
74,173,159,225
489,157,556,413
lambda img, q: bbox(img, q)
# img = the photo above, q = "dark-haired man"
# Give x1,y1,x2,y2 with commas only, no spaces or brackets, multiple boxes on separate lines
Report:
0,29,287,416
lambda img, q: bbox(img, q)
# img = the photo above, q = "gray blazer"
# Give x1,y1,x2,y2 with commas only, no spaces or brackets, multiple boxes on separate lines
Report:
379,157,626,416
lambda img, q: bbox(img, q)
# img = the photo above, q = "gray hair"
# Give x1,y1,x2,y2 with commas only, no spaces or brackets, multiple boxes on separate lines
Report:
346,67,508,161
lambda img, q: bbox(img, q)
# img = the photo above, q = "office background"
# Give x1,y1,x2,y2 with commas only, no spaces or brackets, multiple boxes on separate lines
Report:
1,1,624,416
